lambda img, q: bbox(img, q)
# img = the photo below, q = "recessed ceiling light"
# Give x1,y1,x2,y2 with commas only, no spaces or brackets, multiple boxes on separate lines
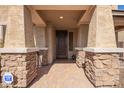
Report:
59,16,63,19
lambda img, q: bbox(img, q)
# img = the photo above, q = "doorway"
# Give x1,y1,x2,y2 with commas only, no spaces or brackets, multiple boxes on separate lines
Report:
56,30,68,59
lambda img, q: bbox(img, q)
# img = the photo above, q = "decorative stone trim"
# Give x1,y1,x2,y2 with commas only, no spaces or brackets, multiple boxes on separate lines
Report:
83,48,124,53
84,52,120,87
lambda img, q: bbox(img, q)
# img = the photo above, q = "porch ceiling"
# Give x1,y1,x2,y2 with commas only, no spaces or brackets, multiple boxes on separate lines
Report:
37,10,85,29
115,26,124,31
32,5,90,10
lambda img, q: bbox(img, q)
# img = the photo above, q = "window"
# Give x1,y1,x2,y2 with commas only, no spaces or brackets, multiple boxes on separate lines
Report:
69,32,73,51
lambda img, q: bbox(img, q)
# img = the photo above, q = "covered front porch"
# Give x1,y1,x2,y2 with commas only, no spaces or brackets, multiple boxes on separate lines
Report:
0,5,124,88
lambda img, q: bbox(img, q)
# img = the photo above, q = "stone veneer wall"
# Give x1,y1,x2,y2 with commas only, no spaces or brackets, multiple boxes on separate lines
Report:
0,57,1,87
119,58,124,87
120,68,124,87
0,52,37,87
76,50,85,68
38,50,48,66
84,52,120,87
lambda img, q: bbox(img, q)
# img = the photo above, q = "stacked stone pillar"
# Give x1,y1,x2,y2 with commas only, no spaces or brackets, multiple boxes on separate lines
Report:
84,5,123,87
0,6,37,87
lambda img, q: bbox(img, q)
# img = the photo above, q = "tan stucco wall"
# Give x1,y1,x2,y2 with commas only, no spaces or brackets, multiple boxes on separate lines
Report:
77,24,89,47
24,6,35,48
88,5,117,48
0,6,9,24
0,6,9,47
4,6,25,48
87,6,96,47
2,6,35,48
33,26,46,48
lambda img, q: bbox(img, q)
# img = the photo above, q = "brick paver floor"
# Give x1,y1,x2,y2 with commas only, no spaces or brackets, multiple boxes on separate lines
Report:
29,59,94,88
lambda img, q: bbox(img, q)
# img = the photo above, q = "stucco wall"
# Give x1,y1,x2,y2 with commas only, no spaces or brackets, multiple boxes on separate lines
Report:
3,6,35,48
4,6,25,48
87,7,96,47
24,6,35,48
88,6,116,48
0,6,9,24
77,24,89,47
33,26,46,48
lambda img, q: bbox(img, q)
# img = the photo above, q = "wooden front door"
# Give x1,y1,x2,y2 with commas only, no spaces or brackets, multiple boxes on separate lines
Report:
56,31,67,59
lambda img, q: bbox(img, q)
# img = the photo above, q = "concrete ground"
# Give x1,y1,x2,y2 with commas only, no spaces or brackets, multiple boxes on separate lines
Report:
29,59,94,88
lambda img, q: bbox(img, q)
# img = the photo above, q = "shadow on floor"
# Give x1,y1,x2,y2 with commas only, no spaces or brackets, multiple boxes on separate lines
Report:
27,64,52,88
28,59,76,88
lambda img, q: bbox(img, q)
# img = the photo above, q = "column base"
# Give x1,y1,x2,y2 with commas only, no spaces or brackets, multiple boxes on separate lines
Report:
38,50,48,66
75,48,85,68
84,52,120,87
119,58,124,87
0,52,37,88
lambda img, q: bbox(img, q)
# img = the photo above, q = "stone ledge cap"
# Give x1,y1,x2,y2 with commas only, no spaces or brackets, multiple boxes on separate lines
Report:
38,47,48,50
75,47,83,50
0,48,46,53
83,47,124,53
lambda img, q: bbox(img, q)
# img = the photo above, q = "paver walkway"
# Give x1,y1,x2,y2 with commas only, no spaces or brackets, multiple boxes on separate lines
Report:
29,59,94,88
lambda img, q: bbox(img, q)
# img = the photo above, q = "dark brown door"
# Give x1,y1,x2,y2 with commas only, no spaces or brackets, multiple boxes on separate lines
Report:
56,31,67,59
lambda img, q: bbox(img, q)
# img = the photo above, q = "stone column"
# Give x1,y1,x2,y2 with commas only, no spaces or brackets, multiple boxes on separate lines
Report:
0,25,4,48
76,24,88,68
0,6,37,88
46,24,55,64
84,5,123,87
